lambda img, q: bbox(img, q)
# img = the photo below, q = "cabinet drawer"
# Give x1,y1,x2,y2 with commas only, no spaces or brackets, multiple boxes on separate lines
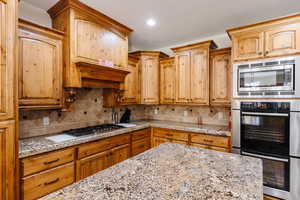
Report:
191,143,230,153
131,128,151,141
21,163,75,200
132,138,151,156
153,128,188,141
190,134,230,148
78,134,130,159
21,148,75,177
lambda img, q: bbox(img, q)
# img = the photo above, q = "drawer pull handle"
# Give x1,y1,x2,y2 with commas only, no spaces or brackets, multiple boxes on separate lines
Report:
44,178,60,185
203,139,214,143
138,144,145,148
138,134,145,137
43,158,60,165
166,134,173,137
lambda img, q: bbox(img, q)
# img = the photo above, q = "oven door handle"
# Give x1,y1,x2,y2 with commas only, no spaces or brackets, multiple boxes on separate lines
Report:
242,152,289,162
241,112,289,117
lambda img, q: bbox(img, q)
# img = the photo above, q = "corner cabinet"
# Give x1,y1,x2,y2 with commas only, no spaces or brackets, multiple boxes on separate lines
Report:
228,14,300,62
18,19,64,110
172,41,217,105
129,51,169,105
210,48,232,106
160,57,175,104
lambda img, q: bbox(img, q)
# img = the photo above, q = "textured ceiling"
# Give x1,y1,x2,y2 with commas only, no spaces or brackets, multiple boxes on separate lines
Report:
23,0,300,50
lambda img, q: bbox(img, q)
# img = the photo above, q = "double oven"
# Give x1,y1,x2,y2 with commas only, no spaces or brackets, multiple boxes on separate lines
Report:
232,100,300,200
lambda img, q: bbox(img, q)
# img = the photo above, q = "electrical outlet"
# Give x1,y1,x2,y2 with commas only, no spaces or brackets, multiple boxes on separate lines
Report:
154,108,158,115
43,117,50,126
218,112,224,120
183,110,188,117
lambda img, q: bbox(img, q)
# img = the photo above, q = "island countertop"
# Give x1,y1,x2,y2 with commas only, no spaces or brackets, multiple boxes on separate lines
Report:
40,143,263,200
19,120,230,158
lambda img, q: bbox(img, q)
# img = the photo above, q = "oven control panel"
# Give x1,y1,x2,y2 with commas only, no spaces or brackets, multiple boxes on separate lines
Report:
241,102,290,113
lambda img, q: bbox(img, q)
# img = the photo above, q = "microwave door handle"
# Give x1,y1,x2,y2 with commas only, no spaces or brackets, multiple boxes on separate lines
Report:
242,152,289,162
241,112,289,117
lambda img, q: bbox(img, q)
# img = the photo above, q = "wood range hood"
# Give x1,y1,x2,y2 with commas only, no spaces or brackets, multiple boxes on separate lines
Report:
75,61,130,89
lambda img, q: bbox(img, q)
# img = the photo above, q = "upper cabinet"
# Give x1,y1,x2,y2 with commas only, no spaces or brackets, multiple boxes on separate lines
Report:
129,51,168,105
172,41,217,105
48,0,132,88
160,57,175,104
0,0,16,121
210,48,232,106
228,14,300,62
18,19,64,110
121,55,140,104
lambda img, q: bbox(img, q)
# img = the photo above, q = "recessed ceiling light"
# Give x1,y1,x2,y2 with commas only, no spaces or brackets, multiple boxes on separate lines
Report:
146,18,156,27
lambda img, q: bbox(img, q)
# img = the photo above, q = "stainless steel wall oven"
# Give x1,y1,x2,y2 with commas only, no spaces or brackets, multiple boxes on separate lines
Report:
232,100,300,200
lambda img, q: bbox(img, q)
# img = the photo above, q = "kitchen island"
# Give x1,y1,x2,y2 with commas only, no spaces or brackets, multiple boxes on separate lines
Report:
40,143,263,200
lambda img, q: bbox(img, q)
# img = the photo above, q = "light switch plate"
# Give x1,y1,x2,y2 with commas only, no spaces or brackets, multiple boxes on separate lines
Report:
43,117,50,126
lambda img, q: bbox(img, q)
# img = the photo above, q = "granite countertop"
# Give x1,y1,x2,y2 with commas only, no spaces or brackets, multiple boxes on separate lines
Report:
19,120,231,158
40,143,263,200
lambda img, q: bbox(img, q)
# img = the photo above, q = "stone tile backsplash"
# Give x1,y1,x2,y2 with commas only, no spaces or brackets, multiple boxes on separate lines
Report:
19,88,230,139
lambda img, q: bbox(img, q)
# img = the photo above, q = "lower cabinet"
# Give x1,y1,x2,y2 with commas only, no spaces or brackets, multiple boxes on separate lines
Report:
21,163,75,200
19,128,231,199
76,144,130,181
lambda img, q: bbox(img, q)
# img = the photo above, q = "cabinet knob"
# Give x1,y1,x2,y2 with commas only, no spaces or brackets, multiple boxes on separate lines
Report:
258,52,262,55
265,51,269,54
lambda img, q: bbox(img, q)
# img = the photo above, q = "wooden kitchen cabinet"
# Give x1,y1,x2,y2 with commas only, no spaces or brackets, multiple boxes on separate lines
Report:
265,24,300,57
76,144,130,181
22,163,75,200
129,51,169,104
231,31,264,61
0,123,16,200
131,128,151,156
175,50,190,103
76,150,111,181
48,0,132,88
18,19,64,109
121,55,140,104
190,48,209,104
0,0,16,121
0,0,18,200
160,57,176,104
228,14,300,62
172,41,217,105
210,48,232,106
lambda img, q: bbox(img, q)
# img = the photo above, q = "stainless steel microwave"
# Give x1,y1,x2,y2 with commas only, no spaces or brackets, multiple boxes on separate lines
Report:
232,56,300,98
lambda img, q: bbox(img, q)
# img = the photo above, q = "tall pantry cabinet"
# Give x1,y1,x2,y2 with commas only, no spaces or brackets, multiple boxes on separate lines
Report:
171,41,217,105
0,0,18,200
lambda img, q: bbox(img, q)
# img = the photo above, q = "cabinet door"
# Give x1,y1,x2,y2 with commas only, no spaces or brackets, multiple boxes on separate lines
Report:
175,51,190,103
122,59,139,104
160,59,175,104
111,144,130,165
265,24,300,57
0,1,14,120
0,122,15,200
210,52,231,105
141,56,159,104
232,31,264,61
19,30,62,108
190,48,209,104
132,138,151,156
153,137,170,147
74,19,128,68
76,150,110,181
